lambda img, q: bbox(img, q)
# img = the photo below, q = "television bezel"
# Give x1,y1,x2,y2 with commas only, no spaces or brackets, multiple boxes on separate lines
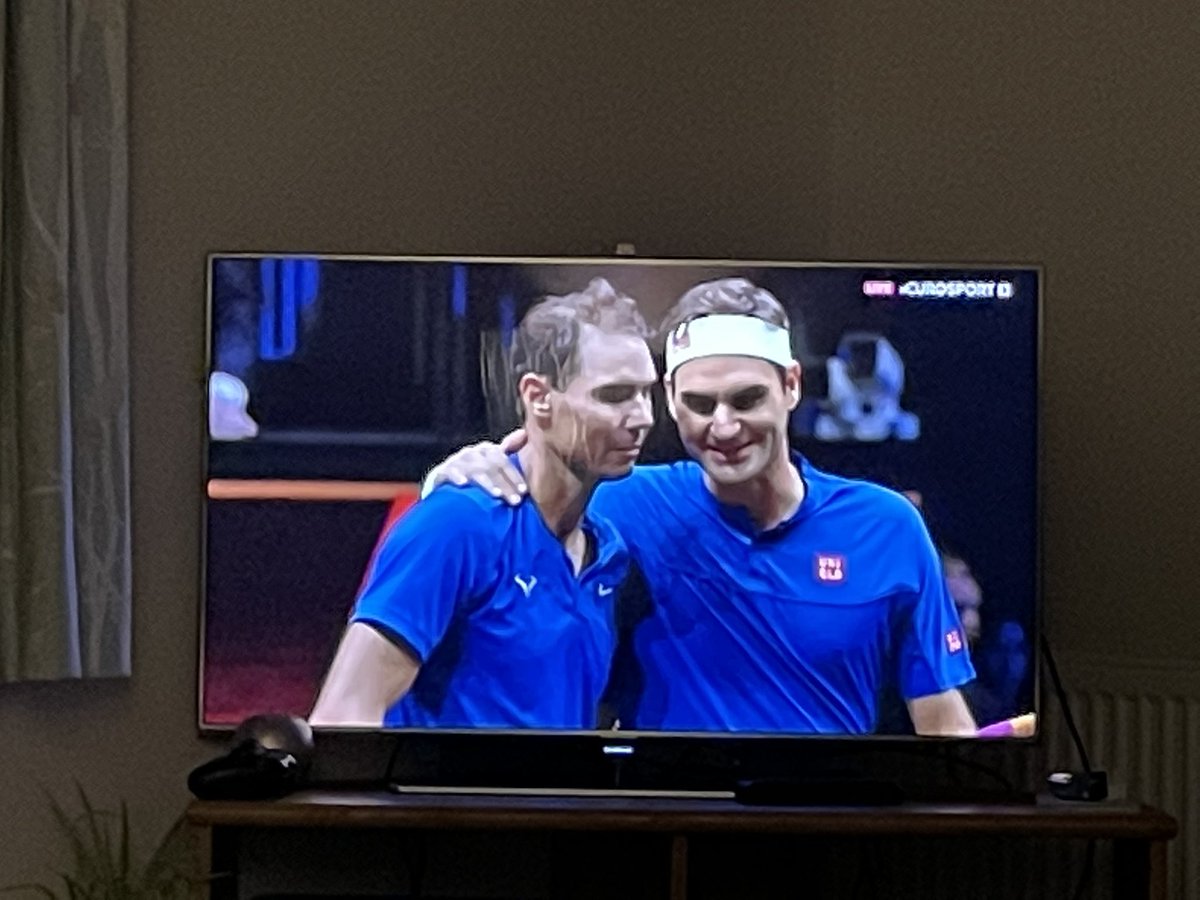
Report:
197,252,1044,774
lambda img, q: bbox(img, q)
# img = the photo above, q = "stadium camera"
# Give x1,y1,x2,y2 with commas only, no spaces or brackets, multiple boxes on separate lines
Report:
813,332,920,443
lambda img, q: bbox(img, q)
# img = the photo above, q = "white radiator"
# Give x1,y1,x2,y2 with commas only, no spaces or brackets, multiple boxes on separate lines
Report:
840,656,1199,899
1038,655,1200,900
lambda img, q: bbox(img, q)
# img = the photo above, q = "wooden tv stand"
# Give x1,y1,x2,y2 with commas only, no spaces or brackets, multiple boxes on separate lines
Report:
187,790,1176,900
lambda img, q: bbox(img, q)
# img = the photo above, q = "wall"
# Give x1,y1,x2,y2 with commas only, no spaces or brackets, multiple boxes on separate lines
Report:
1,0,1197,893
819,0,1200,662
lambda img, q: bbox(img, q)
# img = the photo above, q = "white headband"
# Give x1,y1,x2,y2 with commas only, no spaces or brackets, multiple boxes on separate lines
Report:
664,314,794,375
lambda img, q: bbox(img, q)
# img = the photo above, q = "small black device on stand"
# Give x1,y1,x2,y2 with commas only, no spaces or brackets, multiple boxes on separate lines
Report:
1041,637,1108,801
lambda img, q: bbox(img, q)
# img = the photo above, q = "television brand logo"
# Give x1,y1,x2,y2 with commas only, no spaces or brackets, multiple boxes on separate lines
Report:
814,554,847,584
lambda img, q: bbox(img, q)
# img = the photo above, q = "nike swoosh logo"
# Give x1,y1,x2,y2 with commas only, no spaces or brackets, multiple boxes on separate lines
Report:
514,575,537,597
597,584,613,596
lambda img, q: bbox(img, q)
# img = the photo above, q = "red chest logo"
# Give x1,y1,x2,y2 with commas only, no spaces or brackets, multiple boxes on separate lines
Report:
945,629,963,654
814,553,847,584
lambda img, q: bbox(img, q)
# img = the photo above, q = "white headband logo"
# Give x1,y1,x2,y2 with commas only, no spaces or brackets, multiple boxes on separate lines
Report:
664,314,793,375
670,323,692,351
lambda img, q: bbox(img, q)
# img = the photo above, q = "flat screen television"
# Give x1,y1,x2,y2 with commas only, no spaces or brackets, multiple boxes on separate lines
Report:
202,254,1040,790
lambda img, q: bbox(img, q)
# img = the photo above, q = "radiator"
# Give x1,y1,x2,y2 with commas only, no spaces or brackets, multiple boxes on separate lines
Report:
1037,656,1200,900
837,657,1200,899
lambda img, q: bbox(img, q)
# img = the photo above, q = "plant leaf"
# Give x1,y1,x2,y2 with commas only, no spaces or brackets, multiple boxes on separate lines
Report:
59,873,91,900
73,782,113,887
43,789,89,881
7,786,201,900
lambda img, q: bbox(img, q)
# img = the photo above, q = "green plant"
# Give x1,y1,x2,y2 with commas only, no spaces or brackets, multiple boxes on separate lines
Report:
2,784,200,900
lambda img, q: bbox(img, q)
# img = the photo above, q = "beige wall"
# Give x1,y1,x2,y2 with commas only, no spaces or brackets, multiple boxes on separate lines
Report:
2,0,1197,886
819,0,1200,666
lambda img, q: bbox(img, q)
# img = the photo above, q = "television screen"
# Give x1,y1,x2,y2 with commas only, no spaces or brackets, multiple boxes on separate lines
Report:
202,255,1039,743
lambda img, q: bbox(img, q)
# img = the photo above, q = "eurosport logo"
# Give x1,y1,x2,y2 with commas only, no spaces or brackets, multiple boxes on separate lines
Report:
862,279,1014,300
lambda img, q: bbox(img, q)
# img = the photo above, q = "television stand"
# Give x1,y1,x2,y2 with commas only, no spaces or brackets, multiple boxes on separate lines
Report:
187,790,1176,899
733,776,905,806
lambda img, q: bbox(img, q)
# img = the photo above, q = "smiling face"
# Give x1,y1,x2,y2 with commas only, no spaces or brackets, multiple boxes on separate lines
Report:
666,354,801,486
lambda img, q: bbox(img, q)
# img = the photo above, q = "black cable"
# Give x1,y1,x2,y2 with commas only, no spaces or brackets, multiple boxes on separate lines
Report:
1040,636,1092,774
857,742,1018,794
384,737,406,785
942,743,964,790
935,744,1016,794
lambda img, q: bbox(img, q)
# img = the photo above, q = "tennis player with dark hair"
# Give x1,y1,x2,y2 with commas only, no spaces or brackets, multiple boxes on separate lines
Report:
309,279,656,729
426,277,978,736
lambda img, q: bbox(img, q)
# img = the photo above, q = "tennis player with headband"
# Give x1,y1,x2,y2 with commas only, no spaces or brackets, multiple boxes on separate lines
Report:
425,277,978,736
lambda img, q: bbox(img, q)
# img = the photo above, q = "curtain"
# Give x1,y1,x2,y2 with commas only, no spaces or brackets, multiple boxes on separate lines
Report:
0,0,130,681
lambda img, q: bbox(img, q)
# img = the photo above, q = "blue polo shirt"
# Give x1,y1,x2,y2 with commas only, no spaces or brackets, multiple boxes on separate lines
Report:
351,479,628,730
592,455,974,734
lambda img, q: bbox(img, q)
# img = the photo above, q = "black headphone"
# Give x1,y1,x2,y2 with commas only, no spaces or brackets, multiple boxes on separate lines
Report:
188,714,315,801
